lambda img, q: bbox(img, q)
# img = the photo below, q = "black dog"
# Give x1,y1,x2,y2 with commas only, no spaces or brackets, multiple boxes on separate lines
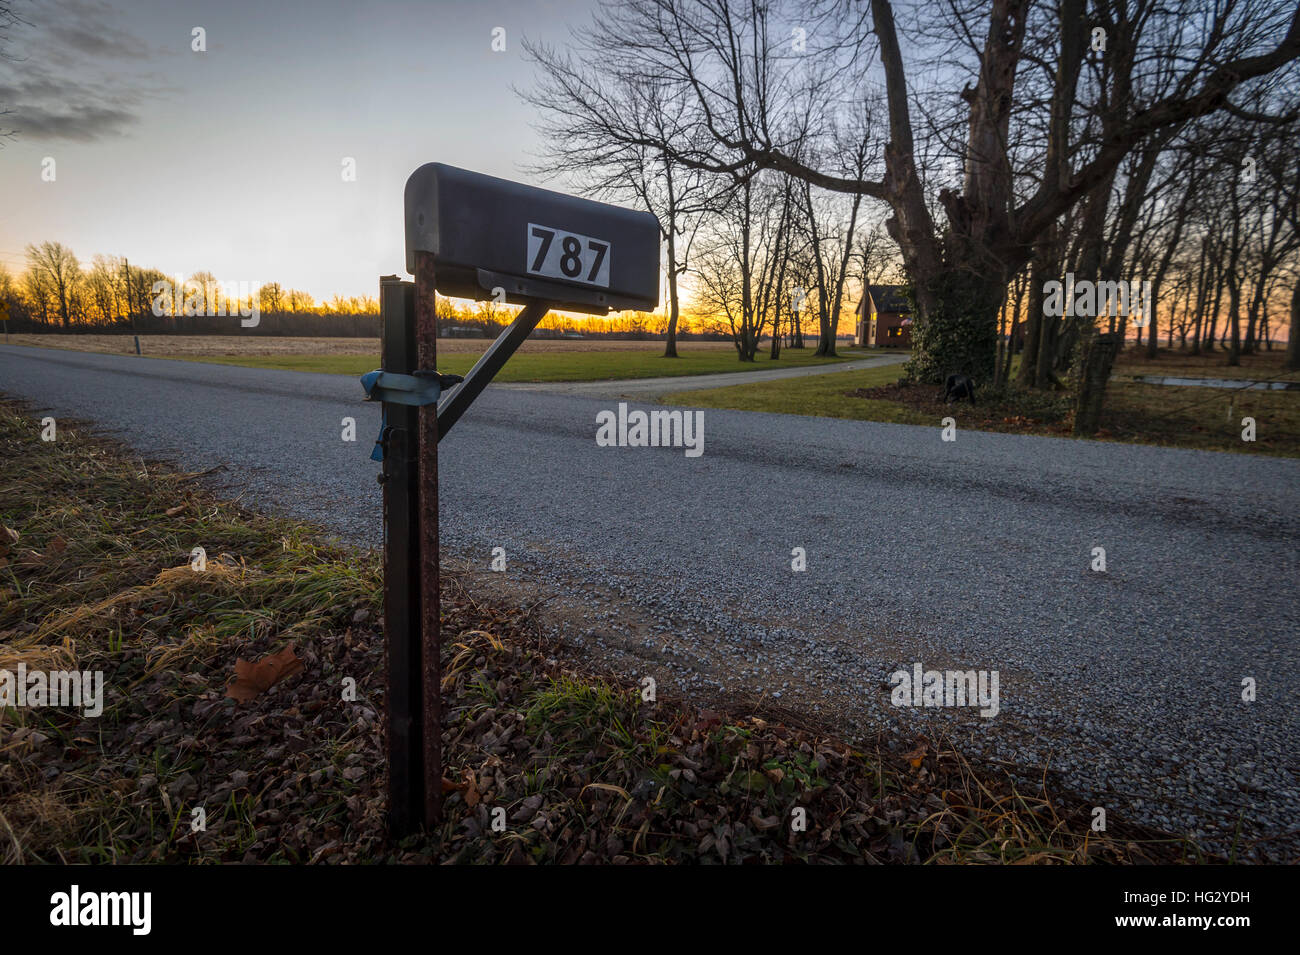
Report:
943,374,976,405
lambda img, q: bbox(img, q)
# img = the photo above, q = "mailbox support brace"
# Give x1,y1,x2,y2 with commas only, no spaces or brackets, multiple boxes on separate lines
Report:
437,300,550,442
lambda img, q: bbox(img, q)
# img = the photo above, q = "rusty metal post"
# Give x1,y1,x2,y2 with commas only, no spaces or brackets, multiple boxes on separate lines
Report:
413,250,443,827
379,277,423,837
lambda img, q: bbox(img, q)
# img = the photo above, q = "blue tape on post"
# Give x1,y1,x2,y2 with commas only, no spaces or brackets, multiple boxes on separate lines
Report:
360,370,443,407
370,409,386,462
361,370,444,463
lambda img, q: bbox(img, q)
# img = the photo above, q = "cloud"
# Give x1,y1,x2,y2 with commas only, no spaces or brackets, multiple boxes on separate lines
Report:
48,22,138,59
0,0,160,143
0,63,145,141
8,102,138,142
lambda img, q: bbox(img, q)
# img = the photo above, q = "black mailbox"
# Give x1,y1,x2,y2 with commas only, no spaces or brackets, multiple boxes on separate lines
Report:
404,163,661,314
380,162,665,836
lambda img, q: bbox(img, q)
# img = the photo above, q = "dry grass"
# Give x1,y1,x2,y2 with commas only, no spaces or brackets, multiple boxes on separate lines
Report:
4,334,381,356
3,333,737,357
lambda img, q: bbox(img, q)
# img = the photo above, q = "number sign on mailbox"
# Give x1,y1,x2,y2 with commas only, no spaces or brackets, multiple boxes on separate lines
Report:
404,163,660,314
527,224,610,288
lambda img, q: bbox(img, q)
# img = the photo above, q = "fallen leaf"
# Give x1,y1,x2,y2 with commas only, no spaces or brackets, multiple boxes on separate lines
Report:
165,505,186,517
693,709,724,733
225,643,304,702
309,841,342,864
904,743,928,770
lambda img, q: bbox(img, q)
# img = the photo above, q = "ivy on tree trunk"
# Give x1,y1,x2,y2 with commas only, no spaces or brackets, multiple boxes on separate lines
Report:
902,271,1003,384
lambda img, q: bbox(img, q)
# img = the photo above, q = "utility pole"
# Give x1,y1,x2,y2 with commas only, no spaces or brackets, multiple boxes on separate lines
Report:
123,259,141,355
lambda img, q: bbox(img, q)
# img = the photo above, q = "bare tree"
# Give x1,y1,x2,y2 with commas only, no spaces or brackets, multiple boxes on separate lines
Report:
259,282,284,315
692,173,793,359
25,242,81,329
84,254,126,327
523,46,711,357
534,0,1300,385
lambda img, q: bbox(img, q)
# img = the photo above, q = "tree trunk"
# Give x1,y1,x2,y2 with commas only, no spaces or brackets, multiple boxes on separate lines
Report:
994,283,1008,388
1285,282,1300,372
1036,309,1059,388
739,178,757,361
1204,261,1224,350
1244,276,1265,356
1227,279,1242,366
1144,279,1160,360
663,227,680,358
1074,331,1121,435
1018,291,1043,387
1000,271,1023,386
827,191,862,357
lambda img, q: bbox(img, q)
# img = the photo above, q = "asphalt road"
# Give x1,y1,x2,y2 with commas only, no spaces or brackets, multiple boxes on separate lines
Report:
3,344,1298,858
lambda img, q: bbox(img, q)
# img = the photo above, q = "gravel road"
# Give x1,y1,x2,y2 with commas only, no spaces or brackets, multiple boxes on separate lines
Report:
3,343,1297,858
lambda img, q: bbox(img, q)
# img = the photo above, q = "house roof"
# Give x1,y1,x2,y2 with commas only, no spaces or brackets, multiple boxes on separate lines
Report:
861,285,910,315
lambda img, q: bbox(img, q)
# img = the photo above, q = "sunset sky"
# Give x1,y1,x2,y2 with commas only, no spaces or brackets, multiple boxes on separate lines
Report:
0,0,601,301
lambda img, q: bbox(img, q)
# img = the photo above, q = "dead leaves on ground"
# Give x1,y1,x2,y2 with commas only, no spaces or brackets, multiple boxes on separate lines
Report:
225,643,305,702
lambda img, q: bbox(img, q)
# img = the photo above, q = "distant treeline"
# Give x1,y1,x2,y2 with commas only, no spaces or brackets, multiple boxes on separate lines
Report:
9,312,740,341
9,311,382,337
0,242,386,336
0,241,712,340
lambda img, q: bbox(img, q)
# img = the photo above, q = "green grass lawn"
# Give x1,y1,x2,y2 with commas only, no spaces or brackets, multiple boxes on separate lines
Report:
669,350,1300,456
668,362,925,423
174,348,851,382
